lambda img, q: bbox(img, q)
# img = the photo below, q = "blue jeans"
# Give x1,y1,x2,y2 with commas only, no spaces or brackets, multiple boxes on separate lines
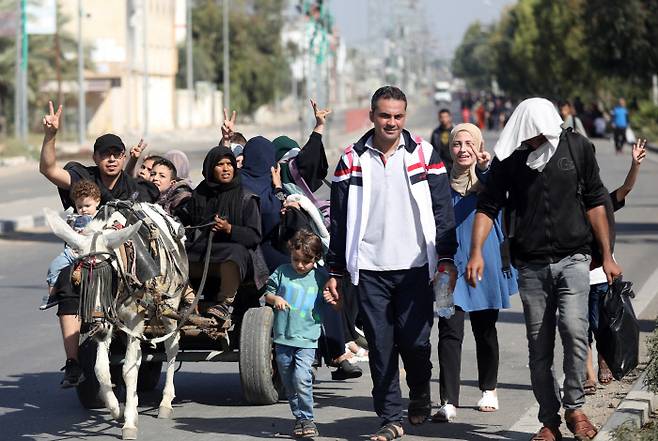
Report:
275,344,316,421
588,282,608,343
517,253,591,427
47,247,76,286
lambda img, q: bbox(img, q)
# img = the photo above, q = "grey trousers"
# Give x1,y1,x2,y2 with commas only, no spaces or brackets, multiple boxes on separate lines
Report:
517,253,591,427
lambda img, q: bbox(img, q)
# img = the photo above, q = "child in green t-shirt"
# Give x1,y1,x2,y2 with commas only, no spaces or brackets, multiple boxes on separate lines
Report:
264,229,329,439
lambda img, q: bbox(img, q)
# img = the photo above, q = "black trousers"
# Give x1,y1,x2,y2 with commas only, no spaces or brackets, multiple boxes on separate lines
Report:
613,127,626,152
437,308,499,406
356,265,433,424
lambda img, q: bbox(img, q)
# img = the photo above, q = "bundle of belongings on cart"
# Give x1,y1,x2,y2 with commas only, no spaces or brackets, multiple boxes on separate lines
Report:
72,200,188,326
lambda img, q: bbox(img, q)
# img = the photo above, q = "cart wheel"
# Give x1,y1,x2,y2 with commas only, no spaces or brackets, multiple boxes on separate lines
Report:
76,337,104,409
137,361,162,392
239,307,283,404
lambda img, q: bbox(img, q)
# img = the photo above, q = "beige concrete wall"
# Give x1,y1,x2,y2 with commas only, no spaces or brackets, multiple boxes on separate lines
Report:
58,0,179,133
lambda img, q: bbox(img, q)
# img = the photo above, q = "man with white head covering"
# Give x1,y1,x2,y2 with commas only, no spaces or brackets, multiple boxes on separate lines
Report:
466,98,622,441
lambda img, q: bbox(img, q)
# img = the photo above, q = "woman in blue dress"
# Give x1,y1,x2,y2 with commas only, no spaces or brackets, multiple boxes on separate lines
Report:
433,123,518,423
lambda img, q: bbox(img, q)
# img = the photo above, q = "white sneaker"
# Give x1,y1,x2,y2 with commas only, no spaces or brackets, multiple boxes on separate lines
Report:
432,403,457,422
477,390,499,412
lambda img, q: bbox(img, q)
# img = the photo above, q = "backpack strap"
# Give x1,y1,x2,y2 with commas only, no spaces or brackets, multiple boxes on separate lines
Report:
563,128,584,198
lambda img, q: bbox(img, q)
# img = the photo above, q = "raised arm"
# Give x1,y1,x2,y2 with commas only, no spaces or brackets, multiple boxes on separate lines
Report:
310,99,331,136
39,101,71,189
125,138,147,177
614,139,646,203
220,108,237,147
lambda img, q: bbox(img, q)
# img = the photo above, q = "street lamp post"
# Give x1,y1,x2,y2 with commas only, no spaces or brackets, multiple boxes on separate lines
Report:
223,0,229,110
186,0,194,126
77,0,85,145
142,0,148,136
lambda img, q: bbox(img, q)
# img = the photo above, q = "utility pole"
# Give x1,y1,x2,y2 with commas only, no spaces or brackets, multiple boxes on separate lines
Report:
222,0,229,111
14,0,21,138
77,0,85,145
19,0,28,140
186,0,194,126
142,0,148,136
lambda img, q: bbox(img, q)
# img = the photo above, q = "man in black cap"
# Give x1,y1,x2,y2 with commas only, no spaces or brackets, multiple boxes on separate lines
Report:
39,101,158,387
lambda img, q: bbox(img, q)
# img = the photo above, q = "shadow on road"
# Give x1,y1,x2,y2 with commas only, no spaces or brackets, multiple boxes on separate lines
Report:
173,414,535,440
0,371,119,440
0,230,60,243
616,222,658,235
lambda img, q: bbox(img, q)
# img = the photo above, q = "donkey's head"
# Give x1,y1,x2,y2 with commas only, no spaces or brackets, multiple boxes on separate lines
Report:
45,208,144,322
44,208,142,255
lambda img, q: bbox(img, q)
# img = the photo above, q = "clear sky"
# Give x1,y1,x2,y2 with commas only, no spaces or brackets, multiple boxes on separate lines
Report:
328,0,516,59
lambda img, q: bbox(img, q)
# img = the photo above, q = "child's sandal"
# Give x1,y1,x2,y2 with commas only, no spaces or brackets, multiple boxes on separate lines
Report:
292,419,304,438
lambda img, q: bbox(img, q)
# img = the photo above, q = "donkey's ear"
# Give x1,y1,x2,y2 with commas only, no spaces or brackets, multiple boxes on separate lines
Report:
44,208,89,252
102,221,143,250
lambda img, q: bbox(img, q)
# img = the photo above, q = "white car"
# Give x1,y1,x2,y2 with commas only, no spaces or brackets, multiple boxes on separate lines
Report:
434,90,452,104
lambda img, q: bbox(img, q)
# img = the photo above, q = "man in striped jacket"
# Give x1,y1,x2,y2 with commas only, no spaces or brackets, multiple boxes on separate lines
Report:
324,86,457,440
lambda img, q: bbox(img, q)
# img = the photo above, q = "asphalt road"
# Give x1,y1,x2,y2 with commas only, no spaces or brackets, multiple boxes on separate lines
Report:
1,100,658,441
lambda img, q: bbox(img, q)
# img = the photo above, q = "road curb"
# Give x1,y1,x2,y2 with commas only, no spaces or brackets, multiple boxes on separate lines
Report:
594,371,657,440
0,213,47,234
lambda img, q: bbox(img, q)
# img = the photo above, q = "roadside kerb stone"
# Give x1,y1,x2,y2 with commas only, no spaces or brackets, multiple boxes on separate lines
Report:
594,371,657,440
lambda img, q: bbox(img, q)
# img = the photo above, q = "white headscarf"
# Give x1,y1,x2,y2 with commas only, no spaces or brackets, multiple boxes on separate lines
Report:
493,97,564,172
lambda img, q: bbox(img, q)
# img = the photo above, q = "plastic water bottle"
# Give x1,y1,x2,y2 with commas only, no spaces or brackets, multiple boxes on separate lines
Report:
433,270,455,318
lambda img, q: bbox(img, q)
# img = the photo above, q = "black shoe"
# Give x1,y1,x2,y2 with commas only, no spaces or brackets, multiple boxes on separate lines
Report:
60,358,85,388
331,360,362,380
39,294,59,310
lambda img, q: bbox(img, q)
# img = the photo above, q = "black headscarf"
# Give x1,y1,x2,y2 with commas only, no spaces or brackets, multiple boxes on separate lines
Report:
198,146,243,225
240,136,282,236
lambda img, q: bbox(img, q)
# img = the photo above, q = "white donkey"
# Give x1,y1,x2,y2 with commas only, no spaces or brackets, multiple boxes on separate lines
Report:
46,202,189,440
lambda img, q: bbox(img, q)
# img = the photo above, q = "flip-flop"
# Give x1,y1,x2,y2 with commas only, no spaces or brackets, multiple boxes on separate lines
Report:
598,364,613,385
408,387,431,425
292,419,304,438
583,379,597,395
370,422,404,441
301,420,318,438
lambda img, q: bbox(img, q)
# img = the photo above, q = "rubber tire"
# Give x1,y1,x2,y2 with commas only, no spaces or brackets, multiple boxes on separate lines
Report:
239,307,282,405
137,361,162,392
76,337,104,409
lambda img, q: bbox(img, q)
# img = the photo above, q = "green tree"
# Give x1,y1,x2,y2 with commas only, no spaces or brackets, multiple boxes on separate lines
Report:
453,0,657,101
189,0,289,114
451,22,493,90
0,1,89,134
583,0,656,82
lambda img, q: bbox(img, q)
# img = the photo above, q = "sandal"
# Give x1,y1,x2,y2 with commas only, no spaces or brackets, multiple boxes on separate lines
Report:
598,358,613,384
370,422,404,441
583,379,597,395
301,420,318,438
477,390,499,412
407,388,431,425
565,410,597,440
292,419,304,438
206,303,231,321
530,426,562,441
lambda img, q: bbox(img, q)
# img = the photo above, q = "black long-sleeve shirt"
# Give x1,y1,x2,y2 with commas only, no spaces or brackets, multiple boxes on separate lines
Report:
477,131,608,264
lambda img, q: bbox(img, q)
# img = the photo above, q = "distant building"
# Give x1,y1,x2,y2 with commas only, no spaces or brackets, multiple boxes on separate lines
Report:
57,0,180,136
